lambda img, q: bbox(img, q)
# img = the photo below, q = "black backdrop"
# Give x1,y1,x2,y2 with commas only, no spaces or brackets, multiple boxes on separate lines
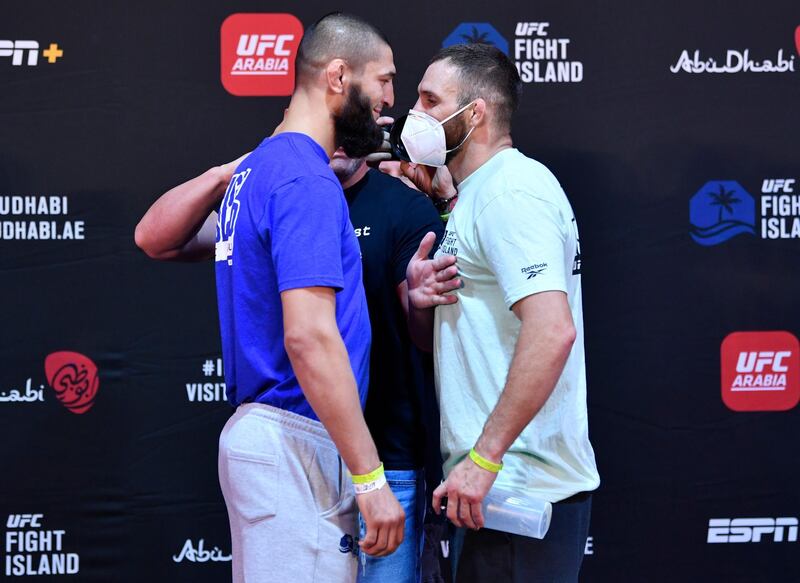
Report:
2,1,799,581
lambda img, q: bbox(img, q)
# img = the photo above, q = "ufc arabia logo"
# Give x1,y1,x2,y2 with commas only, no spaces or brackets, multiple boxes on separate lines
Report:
707,518,798,543
220,14,303,96
237,34,294,59
720,331,800,411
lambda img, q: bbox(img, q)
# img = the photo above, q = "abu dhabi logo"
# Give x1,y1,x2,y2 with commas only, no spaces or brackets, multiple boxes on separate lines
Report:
443,23,509,55
44,351,100,414
671,25,799,74
796,25,800,56
689,181,755,246
172,539,231,563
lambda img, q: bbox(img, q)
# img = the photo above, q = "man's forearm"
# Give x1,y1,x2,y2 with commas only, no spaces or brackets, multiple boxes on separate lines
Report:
474,318,575,462
134,166,228,261
408,304,435,353
286,331,381,475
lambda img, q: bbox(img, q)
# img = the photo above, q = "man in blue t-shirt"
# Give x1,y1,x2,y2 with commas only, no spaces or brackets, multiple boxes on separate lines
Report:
139,143,448,583
137,14,405,582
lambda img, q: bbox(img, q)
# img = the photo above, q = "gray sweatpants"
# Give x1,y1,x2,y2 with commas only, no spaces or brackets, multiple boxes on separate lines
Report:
218,403,359,582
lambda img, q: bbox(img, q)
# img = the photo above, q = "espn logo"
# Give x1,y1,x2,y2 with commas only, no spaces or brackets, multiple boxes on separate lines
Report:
221,13,303,96
708,518,798,543
0,41,39,65
721,331,800,412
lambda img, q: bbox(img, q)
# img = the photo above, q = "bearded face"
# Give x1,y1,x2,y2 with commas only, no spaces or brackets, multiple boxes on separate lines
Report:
333,83,384,159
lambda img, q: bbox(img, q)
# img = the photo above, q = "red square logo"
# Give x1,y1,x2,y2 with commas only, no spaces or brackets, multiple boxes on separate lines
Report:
721,331,800,412
220,13,303,96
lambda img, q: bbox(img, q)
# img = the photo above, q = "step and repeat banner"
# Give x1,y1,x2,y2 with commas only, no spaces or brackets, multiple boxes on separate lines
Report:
1,1,799,581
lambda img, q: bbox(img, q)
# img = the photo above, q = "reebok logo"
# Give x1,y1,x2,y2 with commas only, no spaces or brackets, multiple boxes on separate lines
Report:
522,262,548,279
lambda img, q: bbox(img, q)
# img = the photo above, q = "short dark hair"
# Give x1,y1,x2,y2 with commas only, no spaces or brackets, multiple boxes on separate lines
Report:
430,43,521,132
295,13,391,84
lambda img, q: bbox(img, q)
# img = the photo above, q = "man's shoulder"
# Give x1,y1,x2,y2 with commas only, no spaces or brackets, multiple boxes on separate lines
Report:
248,133,338,189
480,150,565,206
245,165,338,201
496,150,560,189
360,169,438,216
363,168,420,199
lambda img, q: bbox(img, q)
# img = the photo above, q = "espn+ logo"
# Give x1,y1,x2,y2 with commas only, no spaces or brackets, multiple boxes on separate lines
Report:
221,13,303,96
721,331,800,412
0,41,63,66
707,518,798,543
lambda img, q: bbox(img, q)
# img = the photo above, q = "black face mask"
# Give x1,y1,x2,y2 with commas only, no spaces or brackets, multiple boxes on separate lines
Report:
334,83,384,159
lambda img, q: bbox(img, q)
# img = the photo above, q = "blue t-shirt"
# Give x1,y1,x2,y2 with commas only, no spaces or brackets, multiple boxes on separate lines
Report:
214,132,371,419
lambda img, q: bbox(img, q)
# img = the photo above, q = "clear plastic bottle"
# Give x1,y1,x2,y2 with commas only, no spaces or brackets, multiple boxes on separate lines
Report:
481,486,553,539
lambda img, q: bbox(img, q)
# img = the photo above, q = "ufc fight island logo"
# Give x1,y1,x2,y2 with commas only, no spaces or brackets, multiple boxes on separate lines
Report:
708,518,799,543
220,13,303,96
5,514,80,576
720,331,800,412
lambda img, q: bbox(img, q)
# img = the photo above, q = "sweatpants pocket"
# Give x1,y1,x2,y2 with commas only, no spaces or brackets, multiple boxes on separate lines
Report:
225,448,279,523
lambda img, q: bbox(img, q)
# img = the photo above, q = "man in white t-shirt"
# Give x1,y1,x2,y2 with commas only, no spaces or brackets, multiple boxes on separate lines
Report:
404,43,600,582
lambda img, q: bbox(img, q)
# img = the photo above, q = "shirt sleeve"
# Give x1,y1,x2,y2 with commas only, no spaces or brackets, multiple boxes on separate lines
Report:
260,175,347,293
475,189,568,309
392,192,445,286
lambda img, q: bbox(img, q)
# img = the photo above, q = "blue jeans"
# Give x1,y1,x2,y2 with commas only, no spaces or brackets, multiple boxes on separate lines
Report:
358,469,425,583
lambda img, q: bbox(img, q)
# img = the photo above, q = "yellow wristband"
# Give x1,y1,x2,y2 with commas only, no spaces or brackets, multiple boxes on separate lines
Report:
351,462,385,484
469,448,503,473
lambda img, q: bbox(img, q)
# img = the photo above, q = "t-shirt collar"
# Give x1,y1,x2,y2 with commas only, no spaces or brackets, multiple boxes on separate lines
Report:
457,147,517,191
259,132,330,164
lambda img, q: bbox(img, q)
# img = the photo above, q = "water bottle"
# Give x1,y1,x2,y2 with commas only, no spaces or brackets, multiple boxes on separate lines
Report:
481,486,552,539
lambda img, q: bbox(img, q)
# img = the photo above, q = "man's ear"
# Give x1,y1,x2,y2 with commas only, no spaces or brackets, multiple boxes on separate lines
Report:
325,59,347,95
470,98,487,127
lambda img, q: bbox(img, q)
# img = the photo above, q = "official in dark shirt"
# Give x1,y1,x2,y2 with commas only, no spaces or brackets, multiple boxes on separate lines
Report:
331,149,444,583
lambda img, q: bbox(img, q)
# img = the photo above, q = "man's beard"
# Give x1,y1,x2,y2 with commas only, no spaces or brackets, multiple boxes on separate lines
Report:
330,152,364,184
443,111,471,164
334,84,384,159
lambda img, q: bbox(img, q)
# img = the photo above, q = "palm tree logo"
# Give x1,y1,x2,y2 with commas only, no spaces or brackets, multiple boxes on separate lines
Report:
707,183,742,223
690,180,755,246
461,26,491,44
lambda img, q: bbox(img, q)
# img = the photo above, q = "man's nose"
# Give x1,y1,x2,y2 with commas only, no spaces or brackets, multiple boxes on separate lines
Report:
383,84,395,110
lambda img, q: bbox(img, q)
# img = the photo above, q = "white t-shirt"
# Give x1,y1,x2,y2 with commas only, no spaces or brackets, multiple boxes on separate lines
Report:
434,148,600,502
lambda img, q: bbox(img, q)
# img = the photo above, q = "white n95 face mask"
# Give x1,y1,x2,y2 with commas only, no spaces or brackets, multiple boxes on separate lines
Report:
400,101,476,167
